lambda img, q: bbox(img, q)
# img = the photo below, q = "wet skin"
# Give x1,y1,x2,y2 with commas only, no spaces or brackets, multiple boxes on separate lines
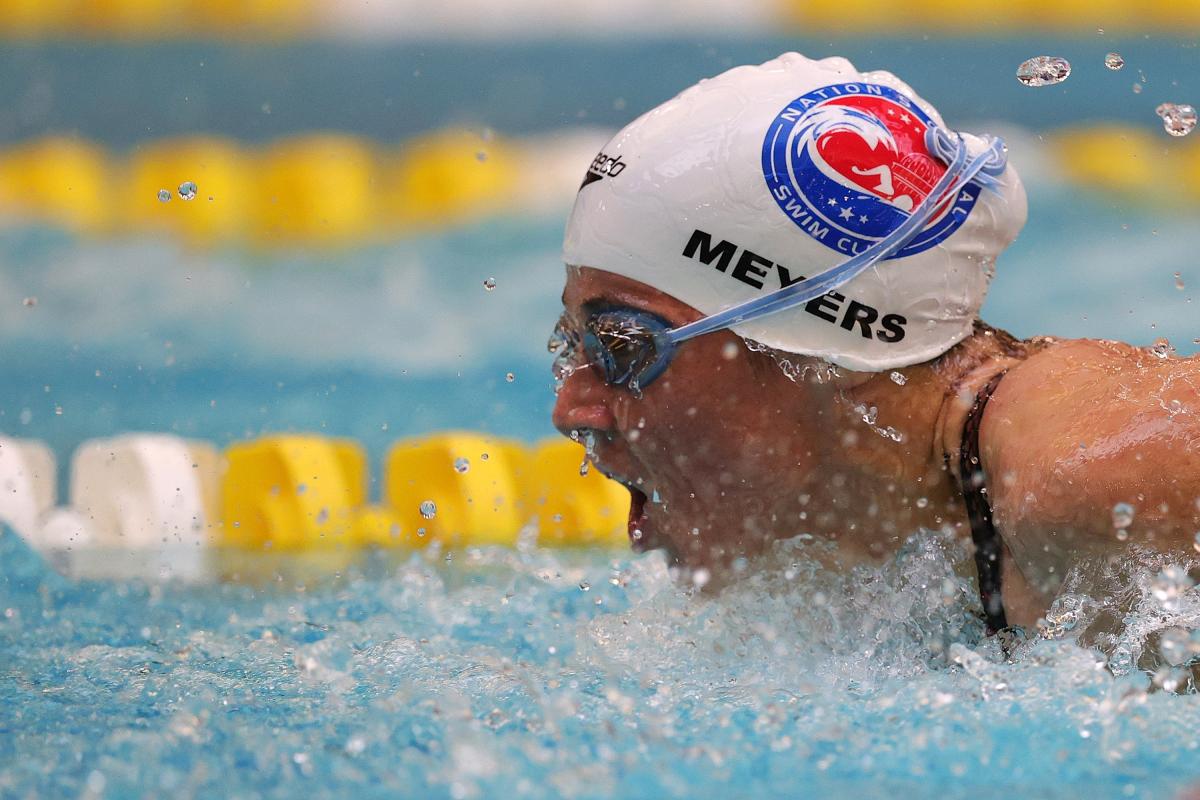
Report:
553,267,1200,628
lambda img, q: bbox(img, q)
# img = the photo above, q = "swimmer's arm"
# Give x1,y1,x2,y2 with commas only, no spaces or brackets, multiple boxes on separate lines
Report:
982,340,1200,550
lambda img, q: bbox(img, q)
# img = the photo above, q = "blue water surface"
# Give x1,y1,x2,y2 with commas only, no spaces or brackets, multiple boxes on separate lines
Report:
4,173,1200,797
3,524,1200,799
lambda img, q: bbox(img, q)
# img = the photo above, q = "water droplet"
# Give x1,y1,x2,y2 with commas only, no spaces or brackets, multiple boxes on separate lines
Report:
416,527,426,537
483,277,496,291
1132,83,1143,94
1150,337,1175,359
21,296,37,308
578,581,590,592
178,181,197,200
579,459,590,477
1104,52,1125,70
157,189,172,202
1016,56,1071,87
419,500,437,519
721,341,739,360
1156,103,1197,137
505,372,515,383
1112,502,1135,530
1175,272,1185,291
1160,627,1193,666
1150,565,1194,611
453,457,469,474
889,371,907,386
480,452,489,461
692,568,711,588
916,497,929,509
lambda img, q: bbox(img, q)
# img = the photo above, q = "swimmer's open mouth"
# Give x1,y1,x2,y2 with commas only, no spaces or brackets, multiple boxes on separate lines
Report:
627,487,650,551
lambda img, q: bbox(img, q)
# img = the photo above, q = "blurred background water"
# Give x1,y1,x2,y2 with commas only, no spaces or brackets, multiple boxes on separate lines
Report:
3,2,1200,798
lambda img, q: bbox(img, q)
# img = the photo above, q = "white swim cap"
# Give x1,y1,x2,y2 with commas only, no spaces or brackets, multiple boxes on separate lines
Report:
563,52,1027,371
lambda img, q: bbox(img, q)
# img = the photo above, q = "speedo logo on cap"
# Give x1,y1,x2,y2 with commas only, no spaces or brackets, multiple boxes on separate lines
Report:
761,82,980,258
579,151,627,190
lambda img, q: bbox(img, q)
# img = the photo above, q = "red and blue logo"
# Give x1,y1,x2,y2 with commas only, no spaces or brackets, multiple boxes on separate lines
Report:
762,82,979,258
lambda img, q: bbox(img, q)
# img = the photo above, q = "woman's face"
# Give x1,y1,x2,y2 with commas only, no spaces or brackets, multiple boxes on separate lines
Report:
552,266,835,573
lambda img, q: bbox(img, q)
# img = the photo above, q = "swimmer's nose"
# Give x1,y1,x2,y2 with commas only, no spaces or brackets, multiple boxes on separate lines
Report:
552,364,618,437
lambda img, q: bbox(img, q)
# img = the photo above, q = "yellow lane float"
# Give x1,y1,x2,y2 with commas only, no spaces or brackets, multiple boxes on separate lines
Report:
125,136,251,244
382,129,520,230
526,439,628,547
383,432,531,547
252,134,377,247
0,137,111,233
221,434,365,550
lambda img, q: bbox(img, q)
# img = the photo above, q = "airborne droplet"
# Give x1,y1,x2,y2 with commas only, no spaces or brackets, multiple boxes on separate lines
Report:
1112,502,1135,530
1150,337,1175,359
178,181,198,200
1016,56,1071,87
418,500,437,519
483,277,497,291
1104,52,1125,70
1156,103,1197,137
1150,565,1195,611
453,457,469,474
157,189,172,203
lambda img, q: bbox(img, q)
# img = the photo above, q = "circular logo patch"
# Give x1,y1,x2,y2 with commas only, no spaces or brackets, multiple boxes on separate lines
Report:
762,82,980,259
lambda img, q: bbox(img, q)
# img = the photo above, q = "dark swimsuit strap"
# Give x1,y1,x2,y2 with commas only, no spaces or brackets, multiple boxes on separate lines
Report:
958,370,1009,635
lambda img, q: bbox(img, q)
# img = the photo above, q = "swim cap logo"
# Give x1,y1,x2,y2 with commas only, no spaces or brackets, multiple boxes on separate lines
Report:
762,83,980,258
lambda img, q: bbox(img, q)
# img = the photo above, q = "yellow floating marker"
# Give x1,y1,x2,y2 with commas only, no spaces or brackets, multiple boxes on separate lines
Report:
525,439,628,548
384,432,529,547
350,504,426,548
1052,126,1165,198
252,134,376,246
0,0,76,36
76,0,181,37
383,129,520,230
221,434,366,550
124,136,251,244
0,137,111,233
183,0,314,38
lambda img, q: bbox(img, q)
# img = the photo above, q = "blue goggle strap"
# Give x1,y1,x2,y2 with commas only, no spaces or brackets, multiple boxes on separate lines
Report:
662,130,1007,349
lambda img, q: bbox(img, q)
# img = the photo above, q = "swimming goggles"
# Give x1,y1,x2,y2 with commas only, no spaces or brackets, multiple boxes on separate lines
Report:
552,129,1008,395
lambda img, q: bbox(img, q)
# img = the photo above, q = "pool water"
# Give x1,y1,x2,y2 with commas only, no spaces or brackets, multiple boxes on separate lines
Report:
3,523,1200,799
4,165,1200,798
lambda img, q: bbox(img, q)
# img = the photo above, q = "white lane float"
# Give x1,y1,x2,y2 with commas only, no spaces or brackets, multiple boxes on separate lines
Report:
55,434,220,581
0,436,57,542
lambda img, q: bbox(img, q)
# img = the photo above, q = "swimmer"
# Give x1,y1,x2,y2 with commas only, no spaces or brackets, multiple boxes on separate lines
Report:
550,53,1200,632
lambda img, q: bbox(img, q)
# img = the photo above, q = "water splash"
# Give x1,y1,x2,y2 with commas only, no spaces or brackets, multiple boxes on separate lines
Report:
4,524,1200,797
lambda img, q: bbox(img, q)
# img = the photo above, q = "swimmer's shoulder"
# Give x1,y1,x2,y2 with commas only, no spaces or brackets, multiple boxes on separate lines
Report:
983,336,1200,533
